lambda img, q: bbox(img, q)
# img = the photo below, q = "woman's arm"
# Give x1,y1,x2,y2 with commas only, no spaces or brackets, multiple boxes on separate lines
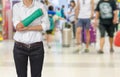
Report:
91,0,94,19
75,0,80,19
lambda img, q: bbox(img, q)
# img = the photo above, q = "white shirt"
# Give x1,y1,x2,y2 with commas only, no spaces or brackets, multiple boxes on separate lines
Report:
13,1,50,44
68,7,75,22
78,0,91,18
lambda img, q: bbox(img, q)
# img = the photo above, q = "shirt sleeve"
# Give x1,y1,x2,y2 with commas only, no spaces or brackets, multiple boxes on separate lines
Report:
95,2,100,12
12,4,20,29
40,5,50,31
112,1,117,11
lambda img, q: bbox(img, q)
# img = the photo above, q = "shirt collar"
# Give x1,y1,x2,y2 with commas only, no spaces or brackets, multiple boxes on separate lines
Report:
21,0,35,8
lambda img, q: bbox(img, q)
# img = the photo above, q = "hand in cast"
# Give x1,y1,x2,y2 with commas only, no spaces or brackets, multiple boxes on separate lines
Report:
16,9,43,31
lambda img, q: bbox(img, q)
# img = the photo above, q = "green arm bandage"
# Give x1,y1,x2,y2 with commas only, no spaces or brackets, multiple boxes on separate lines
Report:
21,9,43,27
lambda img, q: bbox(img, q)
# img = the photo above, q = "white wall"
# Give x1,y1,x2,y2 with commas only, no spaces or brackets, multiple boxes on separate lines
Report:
49,0,59,7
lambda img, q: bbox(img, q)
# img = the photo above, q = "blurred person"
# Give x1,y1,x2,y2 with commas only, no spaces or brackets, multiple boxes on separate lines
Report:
42,0,52,10
12,0,50,77
56,7,62,17
61,5,66,18
41,0,44,4
95,0,117,54
75,0,94,53
67,0,76,38
46,5,56,48
46,5,65,48
114,10,119,32
44,0,50,5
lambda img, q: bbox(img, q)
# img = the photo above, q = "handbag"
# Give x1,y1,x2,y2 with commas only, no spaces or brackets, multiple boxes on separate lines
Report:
114,31,120,47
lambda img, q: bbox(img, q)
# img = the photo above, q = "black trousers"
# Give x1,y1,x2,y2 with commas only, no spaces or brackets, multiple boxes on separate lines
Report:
99,24,115,38
13,42,44,77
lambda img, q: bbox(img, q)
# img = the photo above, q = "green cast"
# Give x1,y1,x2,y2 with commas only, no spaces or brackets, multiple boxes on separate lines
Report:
21,9,43,27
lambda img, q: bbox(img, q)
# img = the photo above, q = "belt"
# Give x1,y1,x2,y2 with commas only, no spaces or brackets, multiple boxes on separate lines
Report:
15,41,42,48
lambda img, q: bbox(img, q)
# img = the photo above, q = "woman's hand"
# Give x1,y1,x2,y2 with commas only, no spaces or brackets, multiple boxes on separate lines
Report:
94,19,98,28
113,17,118,25
16,22,25,31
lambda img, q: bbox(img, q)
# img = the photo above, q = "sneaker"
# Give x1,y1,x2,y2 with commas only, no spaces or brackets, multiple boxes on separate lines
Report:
84,49,89,53
97,50,104,54
110,48,114,53
47,43,52,49
48,45,51,49
74,45,82,53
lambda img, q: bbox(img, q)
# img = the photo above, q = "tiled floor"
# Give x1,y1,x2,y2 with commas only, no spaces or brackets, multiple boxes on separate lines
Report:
0,39,120,77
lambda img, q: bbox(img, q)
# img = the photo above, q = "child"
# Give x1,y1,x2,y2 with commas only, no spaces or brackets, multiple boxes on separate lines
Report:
46,5,65,48
46,5,56,48
95,0,118,54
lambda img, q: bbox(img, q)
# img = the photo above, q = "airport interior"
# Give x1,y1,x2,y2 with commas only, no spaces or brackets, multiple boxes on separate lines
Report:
0,0,120,77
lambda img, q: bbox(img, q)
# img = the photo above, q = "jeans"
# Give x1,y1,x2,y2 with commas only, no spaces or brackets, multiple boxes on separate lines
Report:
13,42,44,77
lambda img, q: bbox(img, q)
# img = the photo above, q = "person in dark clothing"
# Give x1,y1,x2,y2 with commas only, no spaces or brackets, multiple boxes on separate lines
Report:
95,0,118,54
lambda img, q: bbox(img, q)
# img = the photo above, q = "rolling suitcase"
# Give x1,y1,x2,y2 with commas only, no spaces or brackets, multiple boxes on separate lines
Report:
62,22,72,47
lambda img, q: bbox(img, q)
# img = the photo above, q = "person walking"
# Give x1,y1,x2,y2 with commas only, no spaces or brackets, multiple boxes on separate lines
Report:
95,0,118,54
75,0,94,53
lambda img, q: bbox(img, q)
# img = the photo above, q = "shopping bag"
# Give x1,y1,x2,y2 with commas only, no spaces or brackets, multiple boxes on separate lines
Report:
114,31,120,47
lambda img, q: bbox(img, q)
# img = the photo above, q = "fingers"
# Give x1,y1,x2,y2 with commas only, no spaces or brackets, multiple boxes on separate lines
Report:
18,27,28,31
113,20,117,24
113,17,118,24
16,22,25,31
18,22,24,28
94,21,98,29
90,13,94,19
16,26,28,31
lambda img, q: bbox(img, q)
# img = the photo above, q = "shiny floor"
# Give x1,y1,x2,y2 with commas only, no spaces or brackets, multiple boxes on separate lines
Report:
0,38,120,77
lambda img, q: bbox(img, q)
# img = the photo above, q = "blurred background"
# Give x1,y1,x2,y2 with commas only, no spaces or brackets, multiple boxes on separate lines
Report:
0,0,120,77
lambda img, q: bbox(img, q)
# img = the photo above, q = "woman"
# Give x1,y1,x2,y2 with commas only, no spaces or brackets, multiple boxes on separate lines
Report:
68,1,76,38
12,0,50,77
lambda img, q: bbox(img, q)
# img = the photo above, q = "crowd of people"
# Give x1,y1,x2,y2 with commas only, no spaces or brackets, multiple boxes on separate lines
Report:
40,0,120,54
12,0,120,77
